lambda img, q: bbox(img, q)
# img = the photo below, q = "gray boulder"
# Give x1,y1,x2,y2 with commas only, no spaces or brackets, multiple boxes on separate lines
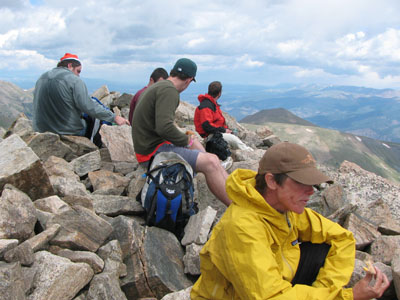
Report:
4,113,34,142
0,185,37,241
356,198,400,235
99,125,137,171
60,135,98,157
183,243,203,275
29,251,94,300
392,249,400,299
343,213,381,250
91,85,110,102
0,239,19,259
119,221,192,299
181,206,217,246
43,156,88,197
92,194,144,216
0,261,26,300
113,93,133,108
27,132,75,162
97,239,127,277
86,272,128,300
141,227,193,299
3,241,34,266
88,170,130,196
321,184,347,216
369,235,400,265
0,134,54,200
56,248,104,274
46,205,113,252
106,216,143,260
161,286,192,300
70,150,101,177
25,224,61,252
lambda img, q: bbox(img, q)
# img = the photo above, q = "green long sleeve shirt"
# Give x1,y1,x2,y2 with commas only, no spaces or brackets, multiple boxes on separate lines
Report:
33,67,115,135
131,80,188,156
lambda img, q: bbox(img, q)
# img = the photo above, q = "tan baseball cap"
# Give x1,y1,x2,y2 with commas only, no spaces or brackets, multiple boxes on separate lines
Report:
258,142,333,185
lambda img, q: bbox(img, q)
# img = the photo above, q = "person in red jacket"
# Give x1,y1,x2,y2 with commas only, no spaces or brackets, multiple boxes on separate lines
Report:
194,81,252,151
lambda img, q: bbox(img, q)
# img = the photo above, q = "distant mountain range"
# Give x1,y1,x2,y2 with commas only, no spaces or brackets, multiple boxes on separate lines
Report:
0,80,33,129
241,108,400,182
179,83,400,144
232,85,400,143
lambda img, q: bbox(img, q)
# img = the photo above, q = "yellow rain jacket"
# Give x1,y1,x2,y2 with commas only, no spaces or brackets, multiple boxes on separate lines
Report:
191,169,356,300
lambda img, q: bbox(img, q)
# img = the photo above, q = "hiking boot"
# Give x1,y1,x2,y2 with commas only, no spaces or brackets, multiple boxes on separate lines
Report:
221,156,233,170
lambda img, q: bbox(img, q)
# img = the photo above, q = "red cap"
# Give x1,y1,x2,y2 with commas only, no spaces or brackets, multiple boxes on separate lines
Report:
60,53,80,62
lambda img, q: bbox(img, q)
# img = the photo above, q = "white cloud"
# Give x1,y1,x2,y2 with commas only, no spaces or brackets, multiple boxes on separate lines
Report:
187,38,206,48
375,28,400,61
237,54,264,68
277,40,307,54
0,49,55,70
0,0,400,89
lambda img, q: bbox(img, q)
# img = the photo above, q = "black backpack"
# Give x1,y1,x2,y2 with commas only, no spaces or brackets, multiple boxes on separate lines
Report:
138,152,198,239
206,132,231,161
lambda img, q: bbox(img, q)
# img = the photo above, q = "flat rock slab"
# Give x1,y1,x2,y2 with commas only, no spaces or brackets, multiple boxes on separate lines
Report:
99,125,136,163
92,194,144,216
47,205,113,252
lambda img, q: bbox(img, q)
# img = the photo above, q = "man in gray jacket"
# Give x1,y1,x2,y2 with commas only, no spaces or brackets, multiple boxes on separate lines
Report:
33,53,129,136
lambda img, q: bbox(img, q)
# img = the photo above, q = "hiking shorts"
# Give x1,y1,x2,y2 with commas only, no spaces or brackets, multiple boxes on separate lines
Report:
156,144,200,171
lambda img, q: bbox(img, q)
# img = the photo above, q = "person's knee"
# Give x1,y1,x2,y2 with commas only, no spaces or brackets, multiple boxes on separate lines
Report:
196,152,220,173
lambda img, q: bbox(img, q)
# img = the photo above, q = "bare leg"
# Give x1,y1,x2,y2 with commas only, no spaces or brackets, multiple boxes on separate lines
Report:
195,152,232,206
190,137,206,152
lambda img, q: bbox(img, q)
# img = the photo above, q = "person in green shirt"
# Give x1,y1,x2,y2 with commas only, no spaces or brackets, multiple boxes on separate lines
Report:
132,58,231,206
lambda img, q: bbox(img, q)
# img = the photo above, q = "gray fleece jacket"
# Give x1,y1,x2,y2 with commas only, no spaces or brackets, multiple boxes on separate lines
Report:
33,67,115,135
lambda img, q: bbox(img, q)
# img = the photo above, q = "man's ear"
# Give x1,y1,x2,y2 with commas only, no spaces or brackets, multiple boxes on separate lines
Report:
265,173,278,190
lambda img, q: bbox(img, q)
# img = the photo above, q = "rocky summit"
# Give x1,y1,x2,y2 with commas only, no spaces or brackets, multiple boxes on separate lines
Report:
0,85,399,300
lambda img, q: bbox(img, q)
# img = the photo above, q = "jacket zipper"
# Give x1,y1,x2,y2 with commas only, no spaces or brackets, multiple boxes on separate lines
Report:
281,212,294,279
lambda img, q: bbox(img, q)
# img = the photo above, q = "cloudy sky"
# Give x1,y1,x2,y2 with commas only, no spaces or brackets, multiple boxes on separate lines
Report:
1,0,400,90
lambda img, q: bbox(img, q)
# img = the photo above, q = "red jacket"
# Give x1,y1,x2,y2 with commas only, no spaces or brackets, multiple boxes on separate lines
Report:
194,94,228,137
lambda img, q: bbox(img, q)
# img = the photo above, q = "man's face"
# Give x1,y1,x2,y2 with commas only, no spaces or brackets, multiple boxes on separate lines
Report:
274,177,314,214
68,64,82,77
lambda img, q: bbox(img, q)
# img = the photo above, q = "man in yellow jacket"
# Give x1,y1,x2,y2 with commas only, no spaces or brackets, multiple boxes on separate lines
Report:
191,142,389,300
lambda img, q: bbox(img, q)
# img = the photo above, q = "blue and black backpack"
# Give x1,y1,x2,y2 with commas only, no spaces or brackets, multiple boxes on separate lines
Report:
139,152,198,239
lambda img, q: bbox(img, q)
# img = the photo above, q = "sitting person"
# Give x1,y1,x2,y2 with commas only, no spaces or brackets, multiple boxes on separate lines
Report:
132,58,231,206
191,142,389,300
128,67,168,124
33,53,129,136
194,81,252,151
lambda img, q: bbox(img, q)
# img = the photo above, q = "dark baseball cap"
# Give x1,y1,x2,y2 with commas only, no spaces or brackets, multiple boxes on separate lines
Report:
172,58,197,81
258,142,333,185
